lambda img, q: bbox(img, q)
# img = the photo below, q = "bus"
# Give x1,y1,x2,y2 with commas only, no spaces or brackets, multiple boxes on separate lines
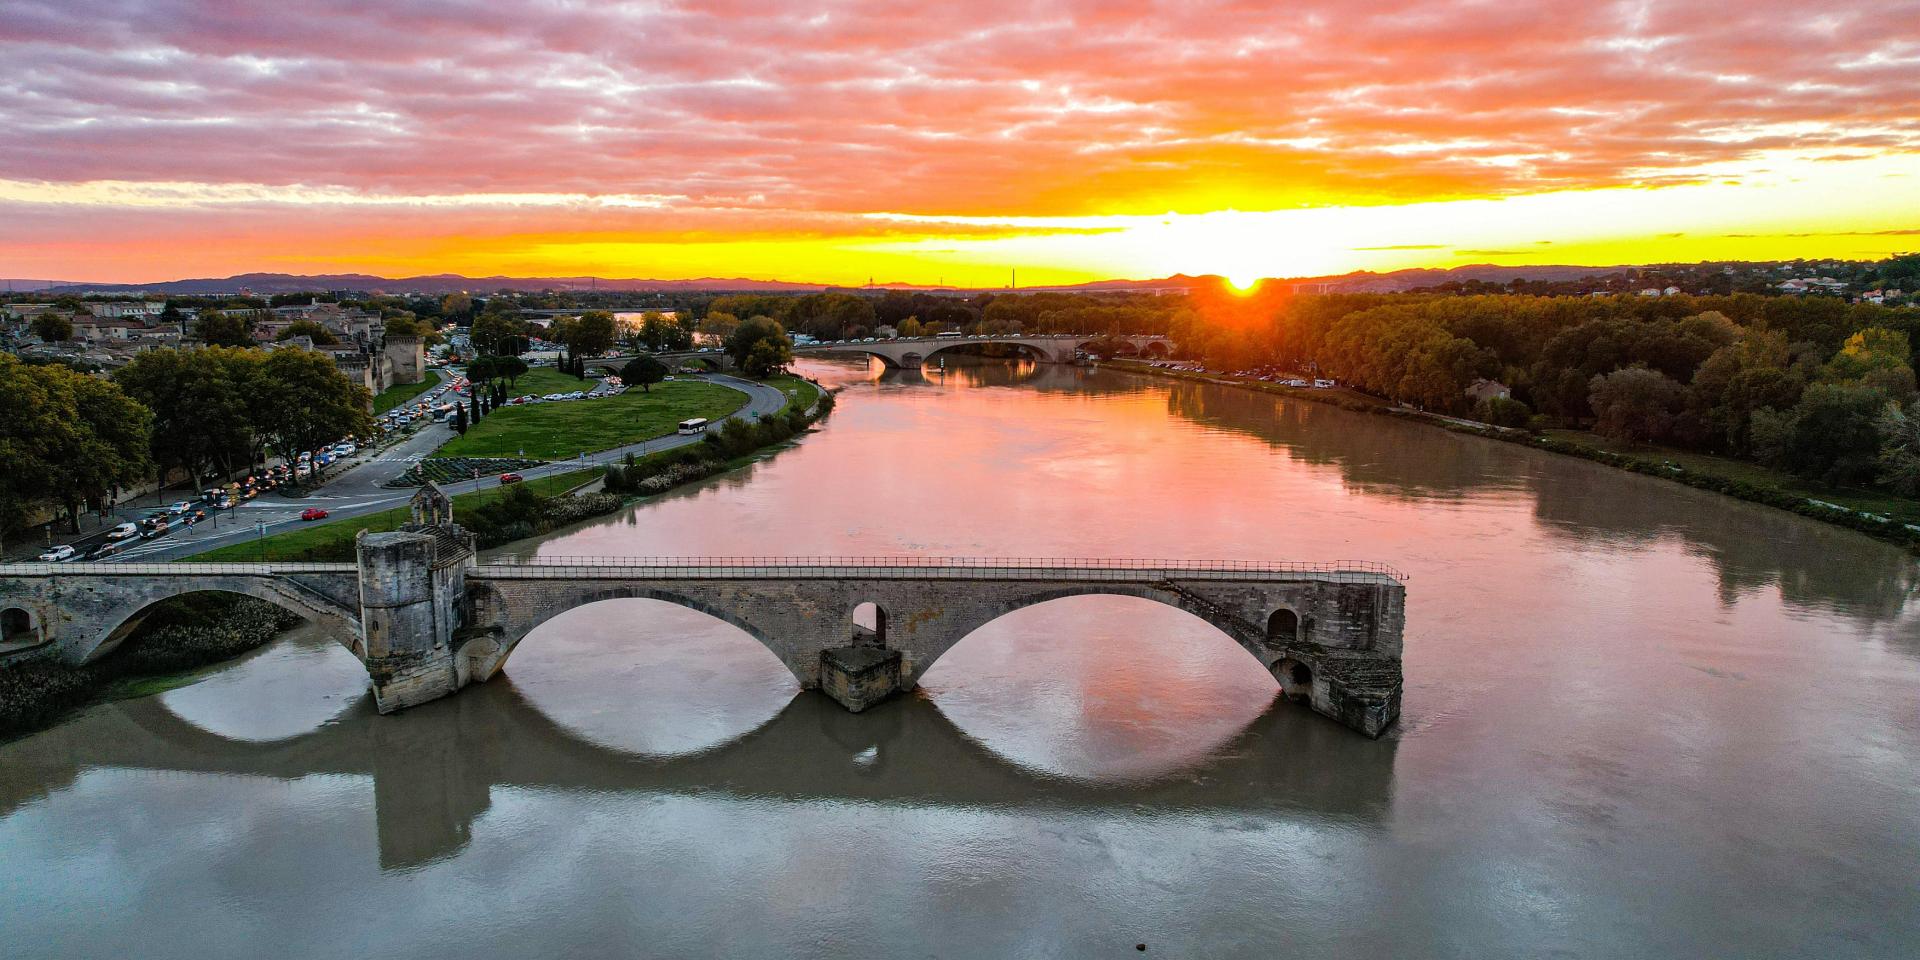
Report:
677,417,710,435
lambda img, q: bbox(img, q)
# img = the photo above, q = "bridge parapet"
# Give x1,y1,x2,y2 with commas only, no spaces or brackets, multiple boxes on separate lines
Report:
471,555,1405,582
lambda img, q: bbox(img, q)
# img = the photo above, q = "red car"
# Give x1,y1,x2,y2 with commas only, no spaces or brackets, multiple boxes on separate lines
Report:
499,473,524,485
300,507,330,521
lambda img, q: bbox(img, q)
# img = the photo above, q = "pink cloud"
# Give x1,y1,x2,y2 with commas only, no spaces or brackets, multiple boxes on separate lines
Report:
0,0,1917,279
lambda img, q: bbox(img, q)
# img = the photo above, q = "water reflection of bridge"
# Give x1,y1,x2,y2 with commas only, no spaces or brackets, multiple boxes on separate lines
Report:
1,683,1397,871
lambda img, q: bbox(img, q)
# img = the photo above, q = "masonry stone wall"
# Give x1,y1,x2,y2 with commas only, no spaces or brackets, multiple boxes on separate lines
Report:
0,570,360,662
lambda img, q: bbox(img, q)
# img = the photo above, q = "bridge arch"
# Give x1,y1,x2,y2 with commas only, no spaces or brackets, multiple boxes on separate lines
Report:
470,583,803,684
852,601,888,645
913,583,1284,686
2,605,39,645
1266,607,1302,644
82,580,361,664
920,340,1060,366
1273,658,1313,701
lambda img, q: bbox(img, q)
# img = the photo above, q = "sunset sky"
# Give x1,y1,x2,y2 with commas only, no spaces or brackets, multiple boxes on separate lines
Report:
3,0,1918,286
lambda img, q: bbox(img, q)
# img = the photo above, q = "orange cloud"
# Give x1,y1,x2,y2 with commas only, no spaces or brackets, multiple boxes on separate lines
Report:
1,0,1916,281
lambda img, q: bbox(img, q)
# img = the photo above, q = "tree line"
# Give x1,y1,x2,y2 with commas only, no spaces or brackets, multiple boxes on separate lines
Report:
0,346,373,545
1168,289,1920,490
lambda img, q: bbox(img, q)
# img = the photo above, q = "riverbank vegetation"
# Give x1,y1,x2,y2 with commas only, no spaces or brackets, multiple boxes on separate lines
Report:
602,391,834,497
433,369,746,460
0,593,297,741
1112,358,1920,548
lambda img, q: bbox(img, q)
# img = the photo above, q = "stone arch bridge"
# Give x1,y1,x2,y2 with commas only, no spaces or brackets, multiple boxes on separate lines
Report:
600,333,1174,372
0,492,1403,736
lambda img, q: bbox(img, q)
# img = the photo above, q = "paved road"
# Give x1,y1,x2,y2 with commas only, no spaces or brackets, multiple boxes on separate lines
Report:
120,373,792,561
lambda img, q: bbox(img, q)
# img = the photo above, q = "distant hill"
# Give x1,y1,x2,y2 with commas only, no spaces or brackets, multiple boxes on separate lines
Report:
0,279,90,292
40,273,835,296
25,261,1806,297
1293,263,1654,293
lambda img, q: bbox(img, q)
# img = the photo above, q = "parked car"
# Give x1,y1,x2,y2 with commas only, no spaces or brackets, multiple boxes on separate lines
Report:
37,545,76,562
106,522,140,541
499,473,524,485
300,507,330,521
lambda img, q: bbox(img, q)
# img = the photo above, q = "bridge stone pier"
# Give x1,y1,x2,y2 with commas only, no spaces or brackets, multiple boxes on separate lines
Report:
0,488,1405,737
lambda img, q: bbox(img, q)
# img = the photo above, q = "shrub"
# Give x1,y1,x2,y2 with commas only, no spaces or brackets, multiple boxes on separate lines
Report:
1475,396,1533,428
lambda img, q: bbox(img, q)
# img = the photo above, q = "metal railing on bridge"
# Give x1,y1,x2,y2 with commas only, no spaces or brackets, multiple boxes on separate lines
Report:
0,561,358,576
477,556,1407,583
0,557,1406,582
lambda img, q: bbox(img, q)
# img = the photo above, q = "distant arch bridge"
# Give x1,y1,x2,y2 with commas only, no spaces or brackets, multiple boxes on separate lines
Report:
598,334,1174,372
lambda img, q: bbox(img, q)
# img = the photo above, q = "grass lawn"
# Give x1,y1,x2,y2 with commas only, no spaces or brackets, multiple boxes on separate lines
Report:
371,375,434,414
435,369,747,460
1544,430,1920,524
767,374,821,415
190,469,600,562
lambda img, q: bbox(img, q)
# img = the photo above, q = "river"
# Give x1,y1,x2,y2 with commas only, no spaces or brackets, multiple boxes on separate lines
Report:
3,359,1918,958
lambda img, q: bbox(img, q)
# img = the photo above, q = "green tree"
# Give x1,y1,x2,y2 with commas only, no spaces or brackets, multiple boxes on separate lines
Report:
254,348,373,465
441,293,474,322
638,312,672,352
785,293,876,340
115,347,265,487
569,311,619,357
54,371,154,530
1691,330,1804,454
1822,326,1917,401
470,312,527,355
195,310,255,347
726,315,793,377
622,355,669,393
1474,396,1533,428
0,356,67,544
698,311,741,341
661,314,695,351
1588,367,1691,444
0,356,152,535
1752,382,1888,485
1876,399,1920,495
382,314,430,340
31,313,72,343
466,355,500,386
897,317,925,339
276,320,339,346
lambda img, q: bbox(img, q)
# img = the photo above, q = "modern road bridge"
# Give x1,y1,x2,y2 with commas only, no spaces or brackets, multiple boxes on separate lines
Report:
599,333,1175,372
0,485,1404,736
